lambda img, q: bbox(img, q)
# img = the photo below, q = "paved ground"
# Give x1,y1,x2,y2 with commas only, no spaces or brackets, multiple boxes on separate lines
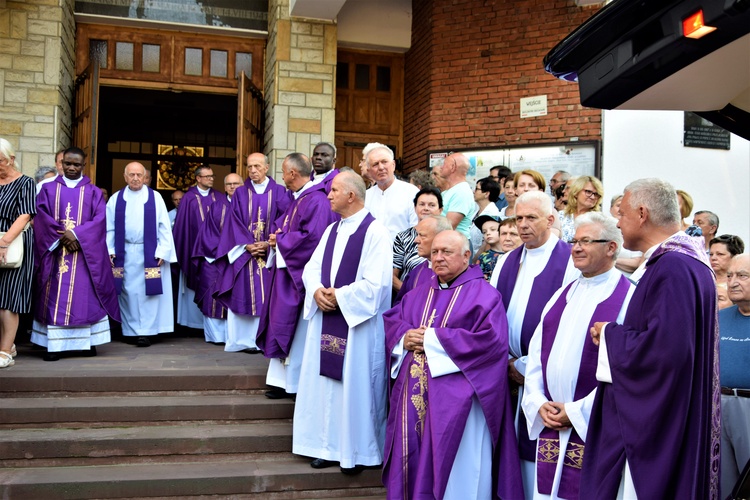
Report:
5,334,268,375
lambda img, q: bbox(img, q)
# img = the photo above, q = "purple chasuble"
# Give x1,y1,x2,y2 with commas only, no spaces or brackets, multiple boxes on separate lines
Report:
393,259,436,307
34,176,120,325
580,233,720,499
382,265,524,500
318,213,374,380
536,274,630,499
256,184,333,358
192,196,231,319
496,237,571,461
113,187,162,296
215,178,291,316
172,186,218,291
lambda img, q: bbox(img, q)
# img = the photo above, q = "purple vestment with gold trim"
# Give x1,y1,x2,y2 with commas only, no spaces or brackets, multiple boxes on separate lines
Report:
383,265,523,500
34,176,120,326
172,186,219,291
192,195,231,319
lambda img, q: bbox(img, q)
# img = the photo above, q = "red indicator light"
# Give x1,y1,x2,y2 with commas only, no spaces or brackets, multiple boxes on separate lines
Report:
683,10,717,39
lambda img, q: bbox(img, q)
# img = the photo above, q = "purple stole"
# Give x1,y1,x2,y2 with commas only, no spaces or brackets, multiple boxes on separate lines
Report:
113,188,162,295
318,213,374,380
536,274,630,499
496,238,572,354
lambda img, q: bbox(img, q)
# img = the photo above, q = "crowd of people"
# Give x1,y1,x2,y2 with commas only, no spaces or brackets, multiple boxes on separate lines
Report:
0,136,748,499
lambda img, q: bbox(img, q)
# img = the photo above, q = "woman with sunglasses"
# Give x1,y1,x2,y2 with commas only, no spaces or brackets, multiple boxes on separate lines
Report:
558,175,604,243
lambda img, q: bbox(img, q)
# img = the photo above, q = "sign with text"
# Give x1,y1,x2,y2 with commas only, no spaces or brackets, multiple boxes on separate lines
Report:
520,95,548,118
684,112,731,150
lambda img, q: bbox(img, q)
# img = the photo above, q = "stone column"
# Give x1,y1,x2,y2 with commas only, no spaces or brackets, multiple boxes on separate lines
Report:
0,0,75,175
264,0,336,178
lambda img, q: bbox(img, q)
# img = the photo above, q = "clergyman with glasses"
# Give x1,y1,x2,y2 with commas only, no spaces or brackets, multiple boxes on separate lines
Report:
172,165,220,336
522,211,634,499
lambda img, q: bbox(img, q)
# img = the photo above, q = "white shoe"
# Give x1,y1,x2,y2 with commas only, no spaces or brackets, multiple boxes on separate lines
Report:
10,344,17,357
0,351,14,368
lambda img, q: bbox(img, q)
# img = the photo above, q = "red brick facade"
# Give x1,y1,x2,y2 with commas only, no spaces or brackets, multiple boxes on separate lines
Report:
403,0,602,172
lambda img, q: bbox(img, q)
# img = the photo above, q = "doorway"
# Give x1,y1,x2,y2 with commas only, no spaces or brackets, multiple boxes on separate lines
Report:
96,87,237,210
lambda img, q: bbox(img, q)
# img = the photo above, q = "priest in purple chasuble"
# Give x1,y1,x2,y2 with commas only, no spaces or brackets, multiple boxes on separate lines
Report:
191,173,243,344
106,162,176,344
256,153,334,398
214,153,291,353
309,142,339,195
383,230,524,500
490,191,579,498
172,165,219,330
583,179,721,500
31,147,120,356
292,171,392,473
521,213,634,500
392,215,452,307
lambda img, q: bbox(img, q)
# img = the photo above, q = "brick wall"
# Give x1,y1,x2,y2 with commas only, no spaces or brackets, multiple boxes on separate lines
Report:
403,0,601,172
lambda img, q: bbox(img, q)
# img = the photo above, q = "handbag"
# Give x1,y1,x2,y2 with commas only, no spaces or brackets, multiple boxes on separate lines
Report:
0,223,28,269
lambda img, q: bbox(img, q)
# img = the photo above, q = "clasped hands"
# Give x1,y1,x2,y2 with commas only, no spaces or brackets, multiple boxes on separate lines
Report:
538,401,572,430
245,241,269,257
57,229,81,253
313,287,338,312
403,326,426,353
590,321,607,346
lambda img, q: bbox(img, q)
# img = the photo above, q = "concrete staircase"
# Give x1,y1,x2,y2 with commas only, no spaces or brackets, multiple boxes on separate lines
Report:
0,338,385,499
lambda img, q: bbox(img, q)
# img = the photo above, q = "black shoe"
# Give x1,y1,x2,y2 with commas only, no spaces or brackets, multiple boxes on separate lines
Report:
43,352,60,362
265,387,290,400
310,458,336,469
340,464,366,475
136,337,151,347
82,346,97,357
243,347,262,354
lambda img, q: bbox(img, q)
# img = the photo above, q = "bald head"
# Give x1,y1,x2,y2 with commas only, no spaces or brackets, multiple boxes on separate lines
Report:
224,173,242,198
415,215,453,258
124,162,146,191
328,170,367,218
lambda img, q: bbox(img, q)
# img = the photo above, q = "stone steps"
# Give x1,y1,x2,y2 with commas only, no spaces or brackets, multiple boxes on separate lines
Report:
0,456,384,499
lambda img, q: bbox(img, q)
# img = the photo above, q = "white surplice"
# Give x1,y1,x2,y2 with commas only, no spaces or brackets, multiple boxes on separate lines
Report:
106,187,176,337
522,267,634,499
292,208,392,468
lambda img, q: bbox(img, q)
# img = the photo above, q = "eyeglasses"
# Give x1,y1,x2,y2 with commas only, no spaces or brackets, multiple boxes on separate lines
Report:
198,174,215,179
570,239,610,247
727,272,750,281
582,189,601,199
225,182,241,187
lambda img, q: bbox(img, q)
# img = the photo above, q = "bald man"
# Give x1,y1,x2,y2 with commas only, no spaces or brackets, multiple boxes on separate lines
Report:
431,153,477,239
107,162,177,346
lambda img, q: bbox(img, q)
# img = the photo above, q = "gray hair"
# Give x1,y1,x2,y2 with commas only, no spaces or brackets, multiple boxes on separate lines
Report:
34,166,57,183
625,178,681,227
314,141,337,157
516,190,553,217
695,210,720,232
194,165,211,177
284,152,312,177
337,170,366,201
575,211,623,260
422,214,453,234
0,138,16,168
364,143,394,166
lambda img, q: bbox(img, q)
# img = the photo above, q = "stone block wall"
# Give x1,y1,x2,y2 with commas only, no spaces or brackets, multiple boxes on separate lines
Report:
265,0,336,177
403,0,602,171
0,0,74,175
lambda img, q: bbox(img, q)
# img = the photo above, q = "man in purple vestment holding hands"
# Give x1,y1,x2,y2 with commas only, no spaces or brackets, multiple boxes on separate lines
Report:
585,178,720,499
383,230,523,499
215,153,291,353
32,147,121,361
191,173,242,345
257,152,334,399
173,165,219,333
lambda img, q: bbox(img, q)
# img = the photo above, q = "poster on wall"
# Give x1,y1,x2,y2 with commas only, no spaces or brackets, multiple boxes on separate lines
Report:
426,141,600,187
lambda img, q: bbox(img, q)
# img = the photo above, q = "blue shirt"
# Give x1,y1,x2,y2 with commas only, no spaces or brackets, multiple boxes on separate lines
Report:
719,305,750,388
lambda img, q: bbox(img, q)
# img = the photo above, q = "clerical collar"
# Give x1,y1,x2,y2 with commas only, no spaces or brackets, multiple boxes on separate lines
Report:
226,194,232,202
294,180,313,199
62,176,84,188
252,176,269,193
438,267,468,288
197,186,210,196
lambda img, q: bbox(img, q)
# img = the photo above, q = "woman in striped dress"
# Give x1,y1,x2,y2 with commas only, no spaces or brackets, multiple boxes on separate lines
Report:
0,138,35,368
